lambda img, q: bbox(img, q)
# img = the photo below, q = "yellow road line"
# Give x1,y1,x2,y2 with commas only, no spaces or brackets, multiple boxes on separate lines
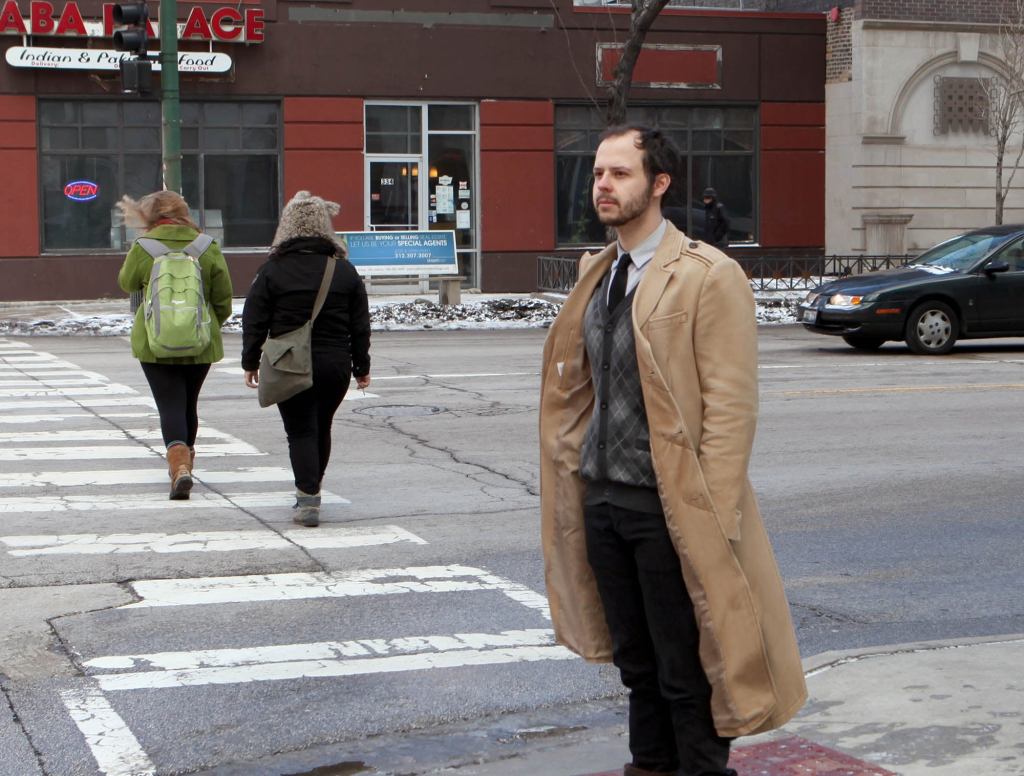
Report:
765,383,1024,397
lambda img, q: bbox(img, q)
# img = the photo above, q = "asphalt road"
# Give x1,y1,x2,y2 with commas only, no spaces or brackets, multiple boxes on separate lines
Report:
1,326,1022,776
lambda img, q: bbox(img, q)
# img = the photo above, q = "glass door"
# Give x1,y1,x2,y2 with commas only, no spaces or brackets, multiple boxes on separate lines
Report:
367,158,420,231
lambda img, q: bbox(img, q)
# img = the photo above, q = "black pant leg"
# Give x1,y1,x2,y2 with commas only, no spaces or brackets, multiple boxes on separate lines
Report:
311,351,350,491
624,511,733,776
182,364,211,447
584,503,679,774
140,362,188,448
276,351,349,494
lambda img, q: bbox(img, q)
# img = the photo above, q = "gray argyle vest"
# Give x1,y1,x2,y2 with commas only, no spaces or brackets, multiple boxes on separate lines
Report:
579,273,656,490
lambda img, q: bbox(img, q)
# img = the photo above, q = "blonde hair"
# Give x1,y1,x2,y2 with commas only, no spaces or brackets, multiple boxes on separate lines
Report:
117,191,198,231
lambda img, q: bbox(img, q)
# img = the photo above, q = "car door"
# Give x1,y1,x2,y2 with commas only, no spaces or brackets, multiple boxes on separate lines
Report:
976,236,1024,332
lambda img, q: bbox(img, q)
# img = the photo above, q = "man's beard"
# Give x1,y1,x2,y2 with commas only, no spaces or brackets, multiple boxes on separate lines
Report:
595,183,654,227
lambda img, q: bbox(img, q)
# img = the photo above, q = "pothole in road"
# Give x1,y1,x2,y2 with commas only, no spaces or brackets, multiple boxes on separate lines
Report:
354,404,446,418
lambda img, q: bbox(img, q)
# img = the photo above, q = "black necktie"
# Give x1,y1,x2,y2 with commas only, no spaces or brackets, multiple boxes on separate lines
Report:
608,253,632,312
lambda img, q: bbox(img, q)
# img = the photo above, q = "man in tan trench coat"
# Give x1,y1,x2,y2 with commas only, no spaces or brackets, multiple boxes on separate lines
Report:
539,126,806,776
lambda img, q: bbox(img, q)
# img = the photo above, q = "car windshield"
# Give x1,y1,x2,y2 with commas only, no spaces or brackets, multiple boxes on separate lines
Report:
909,233,1009,271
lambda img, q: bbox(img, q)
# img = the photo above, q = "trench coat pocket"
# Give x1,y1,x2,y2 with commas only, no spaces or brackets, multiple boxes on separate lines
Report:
645,310,689,331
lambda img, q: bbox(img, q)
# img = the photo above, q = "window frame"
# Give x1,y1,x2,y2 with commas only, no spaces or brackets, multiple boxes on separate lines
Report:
37,97,283,254
553,102,760,248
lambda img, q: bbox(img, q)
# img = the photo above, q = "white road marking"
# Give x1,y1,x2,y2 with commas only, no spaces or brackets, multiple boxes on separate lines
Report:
86,629,554,671
0,428,235,443
0,361,100,372
0,490,346,513
127,565,552,618
0,352,59,361
0,466,294,489
0,442,262,461
0,412,156,424
59,686,156,776
0,384,136,398
0,378,107,387
1,525,425,556
373,372,537,381
0,397,155,412
92,644,576,691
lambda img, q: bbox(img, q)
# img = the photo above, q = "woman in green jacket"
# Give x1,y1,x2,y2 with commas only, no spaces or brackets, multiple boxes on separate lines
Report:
117,191,234,499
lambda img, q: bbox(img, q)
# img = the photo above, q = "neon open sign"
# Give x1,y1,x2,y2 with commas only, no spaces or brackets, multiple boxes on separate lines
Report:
64,180,98,201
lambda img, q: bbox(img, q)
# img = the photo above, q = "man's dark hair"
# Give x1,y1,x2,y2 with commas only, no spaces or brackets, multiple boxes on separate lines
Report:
599,124,681,186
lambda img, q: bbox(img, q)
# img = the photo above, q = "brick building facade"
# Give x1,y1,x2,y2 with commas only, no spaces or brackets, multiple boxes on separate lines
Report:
828,0,1024,254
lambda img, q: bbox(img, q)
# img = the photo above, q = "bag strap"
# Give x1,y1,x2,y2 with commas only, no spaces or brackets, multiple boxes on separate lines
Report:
136,238,169,259
183,233,214,258
310,258,336,323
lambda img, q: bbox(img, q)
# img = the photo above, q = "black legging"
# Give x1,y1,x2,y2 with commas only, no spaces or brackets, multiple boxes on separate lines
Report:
140,362,211,449
276,350,351,494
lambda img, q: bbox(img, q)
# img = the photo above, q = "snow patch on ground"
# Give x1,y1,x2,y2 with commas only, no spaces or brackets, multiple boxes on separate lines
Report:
0,289,812,336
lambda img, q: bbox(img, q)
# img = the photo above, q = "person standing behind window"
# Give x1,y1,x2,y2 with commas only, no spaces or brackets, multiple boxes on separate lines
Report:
117,191,234,500
701,187,730,249
241,191,371,527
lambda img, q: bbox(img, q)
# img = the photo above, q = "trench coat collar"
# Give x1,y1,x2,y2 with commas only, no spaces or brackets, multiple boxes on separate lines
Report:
574,223,686,329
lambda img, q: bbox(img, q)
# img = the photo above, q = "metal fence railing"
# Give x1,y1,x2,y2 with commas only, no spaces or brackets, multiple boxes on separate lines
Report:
537,254,912,294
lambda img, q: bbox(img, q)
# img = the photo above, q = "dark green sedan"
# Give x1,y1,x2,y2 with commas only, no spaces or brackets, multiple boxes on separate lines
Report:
799,225,1024,354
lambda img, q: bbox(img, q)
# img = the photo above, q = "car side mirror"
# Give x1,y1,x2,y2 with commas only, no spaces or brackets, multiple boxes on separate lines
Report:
985,259,1011,275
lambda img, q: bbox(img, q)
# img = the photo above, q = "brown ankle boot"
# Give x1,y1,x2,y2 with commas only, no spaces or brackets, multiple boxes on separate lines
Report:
166,444,193,500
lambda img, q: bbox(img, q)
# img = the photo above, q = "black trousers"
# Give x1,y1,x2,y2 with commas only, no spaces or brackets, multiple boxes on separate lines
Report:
140,362,211,449
583,503,733,776
276,350,351,494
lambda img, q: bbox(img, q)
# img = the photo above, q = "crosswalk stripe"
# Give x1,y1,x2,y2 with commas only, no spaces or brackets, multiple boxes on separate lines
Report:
1,525,425,556
0,353,59,361
59,686,156,776
0,490,345,513
0,384,137,398
0,378,107,387
0,442,262,461
0,466,293,489
91,644,577,691
0,397,155,412
0,428,235,443
126,565,552,619
85,629,555,671
0,413,156,424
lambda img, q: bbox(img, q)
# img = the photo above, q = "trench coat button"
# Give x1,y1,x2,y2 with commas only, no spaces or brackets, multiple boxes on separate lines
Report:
598,443,605,450
689,241,699,249
602,363,609,370
600,402,608,409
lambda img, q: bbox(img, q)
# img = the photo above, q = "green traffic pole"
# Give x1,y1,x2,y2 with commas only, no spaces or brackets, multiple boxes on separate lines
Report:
158,0,181,194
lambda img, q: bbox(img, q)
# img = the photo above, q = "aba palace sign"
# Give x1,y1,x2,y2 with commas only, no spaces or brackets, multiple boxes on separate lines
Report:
0,0,265,42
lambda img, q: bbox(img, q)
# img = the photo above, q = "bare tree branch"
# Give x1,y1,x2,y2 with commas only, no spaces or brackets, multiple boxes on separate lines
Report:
981,0,1024,223
605,0,671,126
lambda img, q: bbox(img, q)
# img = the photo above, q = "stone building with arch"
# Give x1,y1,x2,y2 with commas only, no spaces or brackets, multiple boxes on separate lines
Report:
827,0,1024,255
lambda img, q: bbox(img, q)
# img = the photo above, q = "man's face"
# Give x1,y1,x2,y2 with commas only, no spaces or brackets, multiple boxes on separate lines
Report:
592,131,657,228
703,196,713,205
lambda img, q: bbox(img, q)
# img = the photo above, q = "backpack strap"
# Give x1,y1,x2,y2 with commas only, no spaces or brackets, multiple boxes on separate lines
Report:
136,238,170,258
183,233,214,258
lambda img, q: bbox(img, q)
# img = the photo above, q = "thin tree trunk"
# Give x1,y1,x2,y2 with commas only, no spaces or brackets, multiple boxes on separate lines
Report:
605,0,670,126
997,143,1006,225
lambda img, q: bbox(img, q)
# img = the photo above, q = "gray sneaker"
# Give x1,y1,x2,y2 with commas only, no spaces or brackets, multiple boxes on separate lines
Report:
292,490,321,527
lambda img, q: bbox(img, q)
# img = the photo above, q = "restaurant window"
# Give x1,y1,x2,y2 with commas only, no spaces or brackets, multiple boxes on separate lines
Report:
555,104,757,245
39,99,280,251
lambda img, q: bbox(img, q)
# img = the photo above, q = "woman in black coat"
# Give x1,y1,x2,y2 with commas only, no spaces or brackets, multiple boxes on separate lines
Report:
242,191,371,527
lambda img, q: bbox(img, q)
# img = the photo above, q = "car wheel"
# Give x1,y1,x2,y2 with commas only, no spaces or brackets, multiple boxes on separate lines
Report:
905,301,958,355
842,334,886,351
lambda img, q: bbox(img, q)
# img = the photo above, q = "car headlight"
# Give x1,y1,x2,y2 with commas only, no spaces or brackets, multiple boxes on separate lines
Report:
827,293,867,309
804,291,820,304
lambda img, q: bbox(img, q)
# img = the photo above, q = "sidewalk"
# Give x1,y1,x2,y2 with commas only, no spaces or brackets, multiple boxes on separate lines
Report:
438,634,1024,776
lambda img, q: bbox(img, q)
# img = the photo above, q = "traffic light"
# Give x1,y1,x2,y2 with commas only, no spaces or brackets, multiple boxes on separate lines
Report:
111,2,152,94
112,2,149,56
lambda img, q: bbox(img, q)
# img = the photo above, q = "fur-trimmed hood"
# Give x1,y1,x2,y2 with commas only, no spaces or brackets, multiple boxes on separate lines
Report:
271,191,347,256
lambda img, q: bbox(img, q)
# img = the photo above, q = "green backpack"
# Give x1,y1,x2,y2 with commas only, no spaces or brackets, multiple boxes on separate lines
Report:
138,234,215,358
